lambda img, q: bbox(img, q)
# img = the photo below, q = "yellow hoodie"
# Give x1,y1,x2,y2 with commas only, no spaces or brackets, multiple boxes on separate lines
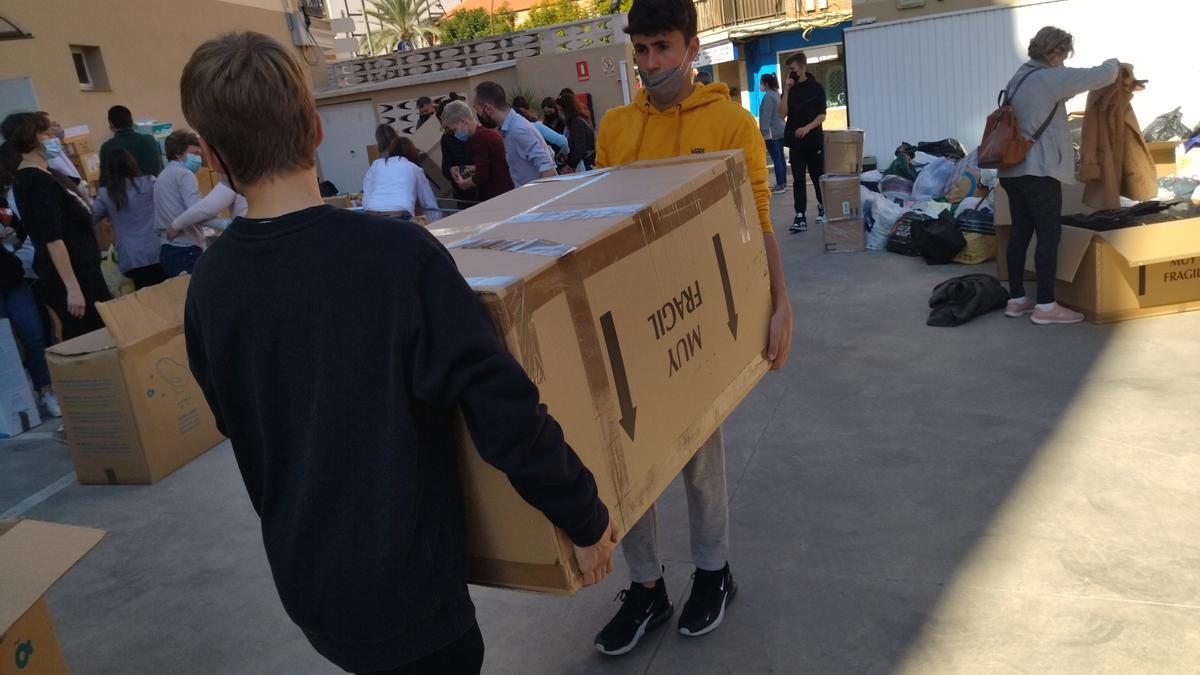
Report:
596,82,772,233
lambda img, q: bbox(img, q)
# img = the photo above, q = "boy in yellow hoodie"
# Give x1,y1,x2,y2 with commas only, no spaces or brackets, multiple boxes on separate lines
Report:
592,0,793,656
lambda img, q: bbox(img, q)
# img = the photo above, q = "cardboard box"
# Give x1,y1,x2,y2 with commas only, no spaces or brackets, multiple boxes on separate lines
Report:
62,126,93,158
819,174,862,221
824,129,865,175
195,167,218,197
822,217,865,253
45,277,224,484
0,519,104,675
72,151,101,183
996,184,1200,322
431,151,772,593
0,319,42,438
1177,146,1199,178
1147,140,1179,178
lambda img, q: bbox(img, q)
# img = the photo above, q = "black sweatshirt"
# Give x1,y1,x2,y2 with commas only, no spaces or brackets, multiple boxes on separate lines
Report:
784,72,827,149
184,205,608,672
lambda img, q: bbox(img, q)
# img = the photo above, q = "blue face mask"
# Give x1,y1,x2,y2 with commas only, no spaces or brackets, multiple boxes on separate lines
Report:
454,129,470,143
41,138,64,160
183,153,203,173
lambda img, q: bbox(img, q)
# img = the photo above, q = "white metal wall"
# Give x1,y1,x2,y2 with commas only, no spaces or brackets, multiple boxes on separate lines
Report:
845,0,1200,162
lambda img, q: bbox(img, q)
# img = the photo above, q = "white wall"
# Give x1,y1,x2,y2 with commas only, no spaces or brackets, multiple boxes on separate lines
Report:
845,0,1200,162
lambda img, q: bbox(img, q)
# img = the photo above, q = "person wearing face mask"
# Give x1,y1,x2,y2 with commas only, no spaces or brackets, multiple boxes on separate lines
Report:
591,0,792,656
37,113,85,187
99,105,163,184
1,112,112,339
779,52,827,233
154,129,216,277
441,100,514,202
757,74,787,193
438,100,480,210
472,81,558,187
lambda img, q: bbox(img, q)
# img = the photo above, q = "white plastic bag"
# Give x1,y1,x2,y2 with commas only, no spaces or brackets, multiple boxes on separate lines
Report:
912,157,954,201
861,187,904,250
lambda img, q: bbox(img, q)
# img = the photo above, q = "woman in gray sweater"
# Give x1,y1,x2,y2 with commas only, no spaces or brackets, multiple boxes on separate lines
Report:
1000,26,1118,325
758,73,787,193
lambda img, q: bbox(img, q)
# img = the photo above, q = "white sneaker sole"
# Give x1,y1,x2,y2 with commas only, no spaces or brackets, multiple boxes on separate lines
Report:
678,583,737,638
1031,315,1084,325
1004,308,1034,318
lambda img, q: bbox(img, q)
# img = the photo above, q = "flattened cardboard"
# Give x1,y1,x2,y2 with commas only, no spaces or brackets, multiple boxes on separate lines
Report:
0,520,104,675
819,175,862,220
0,319,41,438
46,277,224,484
995,184,1200,322
434,152,772,593
824,129,865,175
823,217,865,253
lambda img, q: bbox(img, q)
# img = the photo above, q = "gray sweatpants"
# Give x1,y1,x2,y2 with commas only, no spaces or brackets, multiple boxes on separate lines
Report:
623,428,729,583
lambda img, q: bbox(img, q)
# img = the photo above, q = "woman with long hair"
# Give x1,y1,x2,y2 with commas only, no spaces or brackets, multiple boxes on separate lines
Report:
557,93,596,172
92,148,167,289
375,123,399,159
758,73,787,193
2,111,111,340
362,136,441,221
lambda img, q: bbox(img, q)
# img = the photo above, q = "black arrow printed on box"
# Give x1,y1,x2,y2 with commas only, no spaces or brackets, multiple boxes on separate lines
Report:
712,233,738,339
599,311,637,441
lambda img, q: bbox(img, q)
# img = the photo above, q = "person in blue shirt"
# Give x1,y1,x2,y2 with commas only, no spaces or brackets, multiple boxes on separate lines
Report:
472,81,558,187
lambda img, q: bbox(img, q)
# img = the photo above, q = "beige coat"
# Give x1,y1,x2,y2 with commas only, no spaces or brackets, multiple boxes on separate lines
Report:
1079,64,1157,209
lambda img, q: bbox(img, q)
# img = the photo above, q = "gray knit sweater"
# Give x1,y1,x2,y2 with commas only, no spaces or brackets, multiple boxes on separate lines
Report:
999,58,1119,184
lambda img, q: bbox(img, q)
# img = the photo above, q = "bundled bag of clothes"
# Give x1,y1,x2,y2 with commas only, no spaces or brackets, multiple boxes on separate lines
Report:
862,187,905,250
883,153,916,181
916,139,967,161
912,211,967,265
912,157,955,202
1158,177,1199,201
880,175,914,202
942,150,984,203
927,274,1009,327
1143,107,1194,143
886,212,931,257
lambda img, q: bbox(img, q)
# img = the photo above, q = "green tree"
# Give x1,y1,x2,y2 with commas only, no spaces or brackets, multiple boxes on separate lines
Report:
591,0,632,15
360,0,440,54
438,8,493,43
524,0,590,28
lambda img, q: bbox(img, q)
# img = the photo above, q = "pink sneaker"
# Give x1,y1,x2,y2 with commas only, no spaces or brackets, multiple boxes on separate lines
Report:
1004,298,1036,318
1031,303,1085,325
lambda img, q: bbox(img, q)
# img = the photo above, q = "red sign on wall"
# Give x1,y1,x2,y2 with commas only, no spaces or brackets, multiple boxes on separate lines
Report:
576,60,590,82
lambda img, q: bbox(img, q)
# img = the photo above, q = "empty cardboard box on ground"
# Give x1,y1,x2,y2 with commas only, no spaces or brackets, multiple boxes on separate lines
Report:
46,277,224,484
431,151,772,593
819,175,864,253
824,130,865,175
0,519,104,675
995,184,1200,322
0,319,42,438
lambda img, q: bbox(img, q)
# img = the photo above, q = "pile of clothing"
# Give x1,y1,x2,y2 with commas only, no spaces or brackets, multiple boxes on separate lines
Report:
859,138,999,265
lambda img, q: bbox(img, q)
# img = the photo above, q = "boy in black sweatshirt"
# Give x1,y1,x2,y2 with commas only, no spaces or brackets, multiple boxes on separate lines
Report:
179,32,617,675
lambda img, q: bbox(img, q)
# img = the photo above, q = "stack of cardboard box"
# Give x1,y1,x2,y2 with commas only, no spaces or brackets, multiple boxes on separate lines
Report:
819,130,866,253
61,126,100,184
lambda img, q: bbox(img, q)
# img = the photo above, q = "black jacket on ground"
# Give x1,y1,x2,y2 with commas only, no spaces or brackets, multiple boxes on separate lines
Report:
927,274,1009,327
184,205,608,672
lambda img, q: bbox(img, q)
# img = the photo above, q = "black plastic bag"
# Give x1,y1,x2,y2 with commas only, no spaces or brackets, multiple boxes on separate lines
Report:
955,208,995,235
886,212,931,257
1143,107,1193,142
916,138,966,161
912,212,967,265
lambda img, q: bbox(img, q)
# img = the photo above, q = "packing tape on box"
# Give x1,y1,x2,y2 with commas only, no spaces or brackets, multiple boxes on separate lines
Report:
451,237,576,258
722,154,752,243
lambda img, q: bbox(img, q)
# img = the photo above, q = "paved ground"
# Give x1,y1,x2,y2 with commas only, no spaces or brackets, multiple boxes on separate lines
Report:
4,188,1199,674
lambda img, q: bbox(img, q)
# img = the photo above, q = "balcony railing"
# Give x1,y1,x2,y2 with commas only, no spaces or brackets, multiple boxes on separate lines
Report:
324,14,629,92
696,0,784,33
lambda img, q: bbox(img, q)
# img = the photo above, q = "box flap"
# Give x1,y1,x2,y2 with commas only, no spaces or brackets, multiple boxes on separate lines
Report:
45,327,116,357
1095,218,1200,267
0,520,105,633
94,276,190,348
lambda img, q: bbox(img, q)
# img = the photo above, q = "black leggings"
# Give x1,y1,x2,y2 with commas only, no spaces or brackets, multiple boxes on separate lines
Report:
790,140,825,215
357,623,484,675
41,265,112,340
1000,175,1062,304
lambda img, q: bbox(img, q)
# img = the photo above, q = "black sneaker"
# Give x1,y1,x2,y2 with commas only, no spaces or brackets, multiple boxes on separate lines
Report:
816,204,826,225
789,214,808,233
677,564,737,637
594,579,674,656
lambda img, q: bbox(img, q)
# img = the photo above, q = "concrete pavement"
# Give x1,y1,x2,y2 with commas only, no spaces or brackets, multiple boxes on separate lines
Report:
3,188,1198,674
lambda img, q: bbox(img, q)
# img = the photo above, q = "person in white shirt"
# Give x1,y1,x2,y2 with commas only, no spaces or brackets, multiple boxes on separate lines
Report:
362,137,441,222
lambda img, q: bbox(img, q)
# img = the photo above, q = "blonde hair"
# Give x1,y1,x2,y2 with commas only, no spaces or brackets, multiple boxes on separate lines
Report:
440,100,476,127
180,32,317,186
1028,26,1074,62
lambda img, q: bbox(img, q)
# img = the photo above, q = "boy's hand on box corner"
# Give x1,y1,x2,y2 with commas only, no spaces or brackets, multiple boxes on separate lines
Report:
767,305,793,371
574,519,619,587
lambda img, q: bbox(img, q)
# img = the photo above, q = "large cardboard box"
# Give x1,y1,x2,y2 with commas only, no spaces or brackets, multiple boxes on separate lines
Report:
822,217,865,253
0,319,42,438
45,277,224,484
0,519,104,675
1146,140,1179,178
819,174,862,221
824,129,865,176
61,126,93,159
431,151,772,593
995,184,1200,322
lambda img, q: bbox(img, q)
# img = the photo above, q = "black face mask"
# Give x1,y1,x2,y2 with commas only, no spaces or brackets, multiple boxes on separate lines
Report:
789,72,801,82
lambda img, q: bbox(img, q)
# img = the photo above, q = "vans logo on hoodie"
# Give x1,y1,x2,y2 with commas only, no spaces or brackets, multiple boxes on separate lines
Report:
690,148,706,155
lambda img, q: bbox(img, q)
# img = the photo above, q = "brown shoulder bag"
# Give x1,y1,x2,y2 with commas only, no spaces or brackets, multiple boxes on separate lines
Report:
978,67,1059,169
